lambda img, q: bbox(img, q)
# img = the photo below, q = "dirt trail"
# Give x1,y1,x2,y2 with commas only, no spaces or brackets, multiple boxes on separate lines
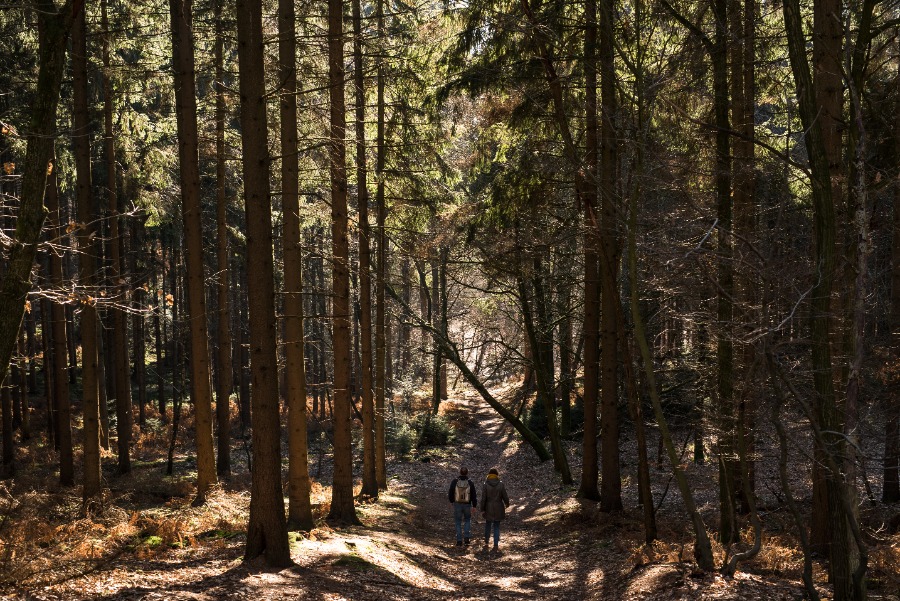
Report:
381,387,600,600
6,385,836,600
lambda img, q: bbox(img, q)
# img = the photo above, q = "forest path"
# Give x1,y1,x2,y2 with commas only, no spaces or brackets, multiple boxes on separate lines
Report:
375,385,602,600
30,383,607,601
15,384,816,600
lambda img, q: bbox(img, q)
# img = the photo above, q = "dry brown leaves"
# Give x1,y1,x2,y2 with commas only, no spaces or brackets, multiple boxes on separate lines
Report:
1,382,899,600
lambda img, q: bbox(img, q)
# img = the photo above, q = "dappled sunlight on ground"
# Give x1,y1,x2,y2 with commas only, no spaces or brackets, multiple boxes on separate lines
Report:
3,383,899,600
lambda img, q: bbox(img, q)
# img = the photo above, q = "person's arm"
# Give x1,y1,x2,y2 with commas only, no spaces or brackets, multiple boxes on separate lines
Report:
502,483,510,507
448,479,456,503
480,485,487,512
470,481,477,507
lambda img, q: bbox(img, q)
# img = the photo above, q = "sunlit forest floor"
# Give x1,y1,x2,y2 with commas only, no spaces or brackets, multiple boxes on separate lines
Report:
1,383,899,600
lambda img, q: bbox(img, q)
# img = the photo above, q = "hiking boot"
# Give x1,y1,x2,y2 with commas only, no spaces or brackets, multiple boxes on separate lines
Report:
483,539,489,548
492,544,499,553
464,538,470,545
456,540,463,546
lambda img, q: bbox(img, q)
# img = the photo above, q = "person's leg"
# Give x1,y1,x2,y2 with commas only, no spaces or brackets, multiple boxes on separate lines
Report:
484,519,490,545
463,505,471,542
492,521,500,547
454,504,463,543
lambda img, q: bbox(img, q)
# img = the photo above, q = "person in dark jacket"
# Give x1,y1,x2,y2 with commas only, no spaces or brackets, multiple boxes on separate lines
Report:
448,466,478,546
479,467,510,552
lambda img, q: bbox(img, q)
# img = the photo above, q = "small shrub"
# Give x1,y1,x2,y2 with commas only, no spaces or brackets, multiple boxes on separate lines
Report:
415,414,455,447
386,418,417,458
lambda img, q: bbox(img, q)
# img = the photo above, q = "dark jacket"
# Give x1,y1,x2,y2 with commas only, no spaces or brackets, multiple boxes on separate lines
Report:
448,477,477,506
480,478,510,521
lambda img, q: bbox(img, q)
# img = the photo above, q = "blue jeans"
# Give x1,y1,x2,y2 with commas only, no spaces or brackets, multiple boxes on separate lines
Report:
484,520,501,545
453,503,472,541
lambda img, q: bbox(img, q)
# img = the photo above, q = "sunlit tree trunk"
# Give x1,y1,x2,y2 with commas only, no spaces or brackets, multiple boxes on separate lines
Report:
374,0,388,490
327,0,360,524
236,0,291,565
279,0,314,530
352,0,378,499
169,0,218,503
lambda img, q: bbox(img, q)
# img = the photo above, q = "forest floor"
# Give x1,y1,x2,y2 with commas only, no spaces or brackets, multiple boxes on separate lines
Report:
1,382,900,600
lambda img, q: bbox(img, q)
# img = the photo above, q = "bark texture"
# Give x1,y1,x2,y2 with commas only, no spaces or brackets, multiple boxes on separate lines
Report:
236,0,291,565
169,0,217,502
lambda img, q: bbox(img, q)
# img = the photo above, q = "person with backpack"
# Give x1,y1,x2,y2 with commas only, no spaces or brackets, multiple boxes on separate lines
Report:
480,467,510,553
447,466,478,546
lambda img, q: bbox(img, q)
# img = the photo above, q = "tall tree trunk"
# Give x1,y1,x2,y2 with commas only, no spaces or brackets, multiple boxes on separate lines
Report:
731,0,757,516
279,0,314,530
374,0,387,489
236,0,291,565
807,0,843,558
102,0,132,476
0,0,83,399
782,0,862,597
214,0,232,479
711,0,737,545
352,0,378,499
169,0,218,503
578,0,601,502
72,0,101,507
327,0,360,524
598,0,622,512
46,157,73,486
